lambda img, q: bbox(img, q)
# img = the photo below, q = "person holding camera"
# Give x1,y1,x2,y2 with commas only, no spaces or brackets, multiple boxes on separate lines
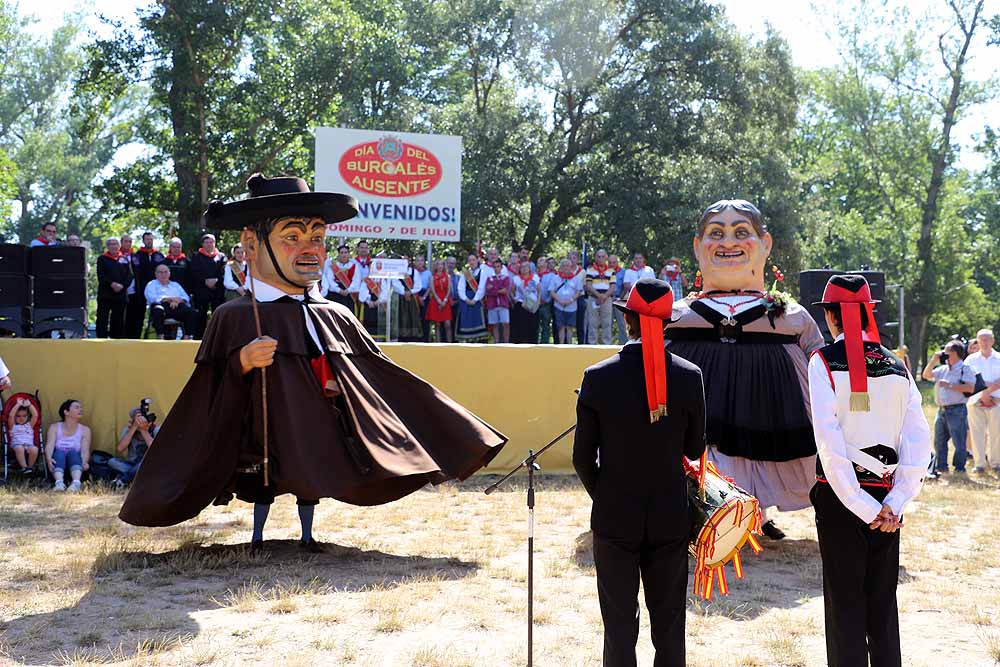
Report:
922,339,976,476
109,404,158,487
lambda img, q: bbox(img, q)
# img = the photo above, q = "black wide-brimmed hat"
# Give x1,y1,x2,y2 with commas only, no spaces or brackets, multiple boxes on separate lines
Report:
203,173,358,230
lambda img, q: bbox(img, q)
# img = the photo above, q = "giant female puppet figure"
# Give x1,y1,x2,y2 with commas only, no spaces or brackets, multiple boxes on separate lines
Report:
120,174,507,550
665,200,824,539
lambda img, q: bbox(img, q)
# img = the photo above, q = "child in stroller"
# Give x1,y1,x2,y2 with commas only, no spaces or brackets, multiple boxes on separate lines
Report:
7,397,40,474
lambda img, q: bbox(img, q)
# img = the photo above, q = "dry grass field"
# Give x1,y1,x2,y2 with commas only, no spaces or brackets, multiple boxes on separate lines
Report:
0,465,999,667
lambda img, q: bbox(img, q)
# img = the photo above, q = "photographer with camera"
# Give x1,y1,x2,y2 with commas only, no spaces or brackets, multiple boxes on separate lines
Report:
109,400,158,487
922,339,976,477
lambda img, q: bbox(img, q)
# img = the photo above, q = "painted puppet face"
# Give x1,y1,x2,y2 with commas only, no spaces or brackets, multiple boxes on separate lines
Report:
693,207,772,291
243,216,327,290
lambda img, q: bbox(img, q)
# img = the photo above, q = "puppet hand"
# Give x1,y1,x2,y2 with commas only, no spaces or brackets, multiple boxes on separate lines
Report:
240,336,278,374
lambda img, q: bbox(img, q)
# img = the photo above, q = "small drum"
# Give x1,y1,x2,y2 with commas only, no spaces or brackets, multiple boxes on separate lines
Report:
685,457,763,600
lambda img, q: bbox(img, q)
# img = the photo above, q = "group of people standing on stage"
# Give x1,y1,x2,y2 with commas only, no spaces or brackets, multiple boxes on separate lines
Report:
316,240,696,346
94,231,249,340
574,199,931,667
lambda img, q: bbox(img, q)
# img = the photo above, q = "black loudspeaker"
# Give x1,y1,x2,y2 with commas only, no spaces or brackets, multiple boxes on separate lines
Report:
798,269,887,343
0,305,28,337
32,277,87,308
29,247,86,276
0,275,31,307
0,244,29,275
32,308,87,338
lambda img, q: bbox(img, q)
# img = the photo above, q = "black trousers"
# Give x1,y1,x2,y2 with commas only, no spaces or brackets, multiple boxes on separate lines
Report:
592,532,688,667
510,302,539,343
150,303,198,337
192,293,223,339
812,482,902,667
96,298,126,338
124,294,147,338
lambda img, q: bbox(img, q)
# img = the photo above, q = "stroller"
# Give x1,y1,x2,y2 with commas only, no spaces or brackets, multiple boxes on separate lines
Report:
1,391,48,482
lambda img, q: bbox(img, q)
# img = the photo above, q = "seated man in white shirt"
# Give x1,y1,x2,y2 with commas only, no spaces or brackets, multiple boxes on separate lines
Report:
144,264,197,339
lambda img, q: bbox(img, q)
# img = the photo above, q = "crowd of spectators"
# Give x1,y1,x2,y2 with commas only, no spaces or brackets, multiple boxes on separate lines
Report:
922,329,1000,477
330,241,692,345
24,224,705,345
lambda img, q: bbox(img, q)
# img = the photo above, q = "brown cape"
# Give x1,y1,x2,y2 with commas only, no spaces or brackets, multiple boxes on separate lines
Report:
119,296,507,526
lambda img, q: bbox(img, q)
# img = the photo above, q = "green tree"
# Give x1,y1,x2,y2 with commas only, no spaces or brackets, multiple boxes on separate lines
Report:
794,0,996,361
0,4,134,245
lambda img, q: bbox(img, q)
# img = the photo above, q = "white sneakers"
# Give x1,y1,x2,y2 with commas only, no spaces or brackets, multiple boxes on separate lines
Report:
68,480,81,492
54,480,66,491
53,480,81,492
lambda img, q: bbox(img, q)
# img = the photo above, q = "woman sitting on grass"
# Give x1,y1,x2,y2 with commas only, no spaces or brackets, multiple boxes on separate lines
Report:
44,399,91,492
7,397,39,474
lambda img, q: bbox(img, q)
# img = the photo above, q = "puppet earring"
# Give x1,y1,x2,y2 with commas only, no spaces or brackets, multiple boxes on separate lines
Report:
694,270,702,289
770,263,785,283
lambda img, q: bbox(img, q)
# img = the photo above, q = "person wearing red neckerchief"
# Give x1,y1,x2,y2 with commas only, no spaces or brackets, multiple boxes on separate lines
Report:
29,222,59,247
189,233,228,339
659,256,689,302
585,248,616,345
808,273,929,667
510,260,540,343
354,240,372,278
574,277,706,667
162,237,191,289
567,249,587,343
536,256,556,343
96,237,133,338
124,231,166,338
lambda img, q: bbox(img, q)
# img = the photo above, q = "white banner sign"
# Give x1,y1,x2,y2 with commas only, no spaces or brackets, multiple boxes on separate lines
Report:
315,127,462,242
368,258,409,279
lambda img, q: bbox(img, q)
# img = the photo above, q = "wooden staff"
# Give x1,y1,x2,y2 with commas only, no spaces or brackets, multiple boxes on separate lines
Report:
245,257,269,486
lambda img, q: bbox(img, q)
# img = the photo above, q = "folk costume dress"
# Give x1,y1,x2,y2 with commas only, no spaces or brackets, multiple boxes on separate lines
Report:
398,268,424,341
119,174,507,526
425,272,453,323
223,259,248,301
455,267,487,342
665,293,824,511
322,259,359,311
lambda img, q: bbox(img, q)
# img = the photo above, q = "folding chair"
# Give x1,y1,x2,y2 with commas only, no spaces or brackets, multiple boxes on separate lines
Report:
1,391,46,482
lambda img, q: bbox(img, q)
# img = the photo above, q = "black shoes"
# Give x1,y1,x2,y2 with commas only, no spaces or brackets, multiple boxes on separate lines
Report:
761,520,786,541
250,539,265,555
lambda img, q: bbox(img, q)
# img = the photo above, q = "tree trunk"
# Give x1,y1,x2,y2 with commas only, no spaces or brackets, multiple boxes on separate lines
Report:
167,20,205,249
911,1,982,362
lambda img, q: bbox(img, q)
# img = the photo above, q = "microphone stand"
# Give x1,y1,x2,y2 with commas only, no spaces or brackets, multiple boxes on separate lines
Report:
484,423,577,667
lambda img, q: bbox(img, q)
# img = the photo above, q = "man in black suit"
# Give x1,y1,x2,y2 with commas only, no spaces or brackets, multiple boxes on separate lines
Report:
574,278,706,667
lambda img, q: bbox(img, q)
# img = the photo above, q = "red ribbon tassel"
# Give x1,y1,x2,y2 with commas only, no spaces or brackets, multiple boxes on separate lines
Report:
640,313,668,421
841,303,871,412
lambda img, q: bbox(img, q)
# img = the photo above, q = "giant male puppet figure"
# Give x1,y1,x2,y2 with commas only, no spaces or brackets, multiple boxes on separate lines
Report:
664,199,824,539
120,174,507,549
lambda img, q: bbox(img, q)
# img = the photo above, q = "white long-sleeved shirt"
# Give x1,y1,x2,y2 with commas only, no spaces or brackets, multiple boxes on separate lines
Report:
144,279,191,307
223,262,248,292
808,335,931,523
321,259,361,296
456,267,487,303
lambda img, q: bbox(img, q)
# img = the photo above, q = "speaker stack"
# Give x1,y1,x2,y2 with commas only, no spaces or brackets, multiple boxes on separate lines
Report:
0,244,31,336
29,246,88,338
